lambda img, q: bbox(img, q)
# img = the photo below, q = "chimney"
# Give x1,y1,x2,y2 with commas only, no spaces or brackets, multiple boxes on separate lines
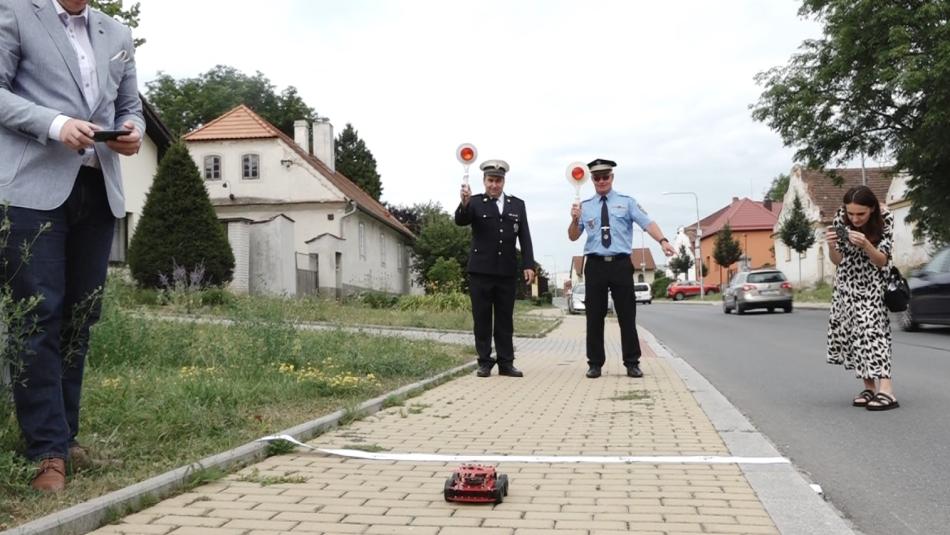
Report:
763,199,773,211
293,120,309,152
313,118,335,172
732,196,739,203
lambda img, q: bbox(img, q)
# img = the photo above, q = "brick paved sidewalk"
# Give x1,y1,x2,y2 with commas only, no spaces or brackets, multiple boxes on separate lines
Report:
91,316,781,535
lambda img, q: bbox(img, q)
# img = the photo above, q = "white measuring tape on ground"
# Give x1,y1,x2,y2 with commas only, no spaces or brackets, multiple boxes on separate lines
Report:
319,448,790,465
258,436,789,465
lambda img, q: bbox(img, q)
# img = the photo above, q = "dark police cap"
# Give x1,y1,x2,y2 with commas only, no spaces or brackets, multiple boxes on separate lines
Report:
480,159,509,178
587,158,617,174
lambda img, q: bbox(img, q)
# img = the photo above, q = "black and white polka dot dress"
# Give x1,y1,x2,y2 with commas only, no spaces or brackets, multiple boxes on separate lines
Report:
826,209,894,379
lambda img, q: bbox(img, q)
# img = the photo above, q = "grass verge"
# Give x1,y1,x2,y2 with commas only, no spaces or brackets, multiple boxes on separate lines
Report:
0,284,470,529
108,277,558,336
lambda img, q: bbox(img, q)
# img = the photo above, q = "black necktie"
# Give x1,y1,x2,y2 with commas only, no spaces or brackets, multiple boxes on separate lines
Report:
600,196,611,248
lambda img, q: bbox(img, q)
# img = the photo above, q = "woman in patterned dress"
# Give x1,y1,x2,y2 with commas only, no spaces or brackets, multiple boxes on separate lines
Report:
825,186,898,411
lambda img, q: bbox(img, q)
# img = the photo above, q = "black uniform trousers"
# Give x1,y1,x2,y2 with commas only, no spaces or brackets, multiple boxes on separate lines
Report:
584,255,640,369
468,272,518,368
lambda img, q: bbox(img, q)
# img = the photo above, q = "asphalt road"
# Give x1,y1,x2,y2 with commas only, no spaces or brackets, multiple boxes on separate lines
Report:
635,302,950,535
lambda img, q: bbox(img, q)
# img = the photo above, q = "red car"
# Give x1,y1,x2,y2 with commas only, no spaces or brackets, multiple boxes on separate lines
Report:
667,280,719,300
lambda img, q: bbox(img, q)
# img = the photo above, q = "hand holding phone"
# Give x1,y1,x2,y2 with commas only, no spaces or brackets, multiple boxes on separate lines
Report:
834,224,850,243
92,130,132,142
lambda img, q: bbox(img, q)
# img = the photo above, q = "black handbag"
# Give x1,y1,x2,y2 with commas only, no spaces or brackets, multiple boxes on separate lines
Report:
884,265,910,312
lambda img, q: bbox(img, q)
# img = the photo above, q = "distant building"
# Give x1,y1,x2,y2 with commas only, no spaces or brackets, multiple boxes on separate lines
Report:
684,197,782,289
182,105,415,296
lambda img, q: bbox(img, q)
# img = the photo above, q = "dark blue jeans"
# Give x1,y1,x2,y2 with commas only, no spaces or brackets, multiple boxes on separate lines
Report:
2,167,115,461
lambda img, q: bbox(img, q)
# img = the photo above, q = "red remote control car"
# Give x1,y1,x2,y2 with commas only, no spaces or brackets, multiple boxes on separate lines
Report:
443,464,509,504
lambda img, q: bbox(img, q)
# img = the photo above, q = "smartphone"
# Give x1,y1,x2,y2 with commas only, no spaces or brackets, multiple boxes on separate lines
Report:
835,224,849,242
92,130,132,142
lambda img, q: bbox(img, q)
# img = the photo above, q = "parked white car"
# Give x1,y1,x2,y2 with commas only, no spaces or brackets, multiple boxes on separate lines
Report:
568,283,613,314
634,283,652,304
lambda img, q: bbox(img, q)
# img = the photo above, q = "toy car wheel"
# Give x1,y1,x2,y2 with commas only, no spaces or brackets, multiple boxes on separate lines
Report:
498,474,509,497
443,476,456,502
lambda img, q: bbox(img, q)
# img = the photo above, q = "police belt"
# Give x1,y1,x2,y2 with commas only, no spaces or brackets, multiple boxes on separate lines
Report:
585,254,630,263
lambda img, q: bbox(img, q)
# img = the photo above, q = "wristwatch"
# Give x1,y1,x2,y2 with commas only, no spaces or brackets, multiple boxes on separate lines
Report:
659,238,669,244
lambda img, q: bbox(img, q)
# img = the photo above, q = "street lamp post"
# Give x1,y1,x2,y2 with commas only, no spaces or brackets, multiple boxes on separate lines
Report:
663,191,704,298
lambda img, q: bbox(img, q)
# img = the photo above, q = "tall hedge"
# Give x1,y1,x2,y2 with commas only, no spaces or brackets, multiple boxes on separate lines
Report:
128,143,234,288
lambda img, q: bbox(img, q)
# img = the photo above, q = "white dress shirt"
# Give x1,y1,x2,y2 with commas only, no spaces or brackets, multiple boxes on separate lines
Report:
47,0,100,167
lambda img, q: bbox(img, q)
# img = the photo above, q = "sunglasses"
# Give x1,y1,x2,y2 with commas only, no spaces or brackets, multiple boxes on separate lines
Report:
592,174,612,182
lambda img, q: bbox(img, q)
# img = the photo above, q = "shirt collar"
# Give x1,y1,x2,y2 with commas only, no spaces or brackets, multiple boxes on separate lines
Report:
52,0,89,26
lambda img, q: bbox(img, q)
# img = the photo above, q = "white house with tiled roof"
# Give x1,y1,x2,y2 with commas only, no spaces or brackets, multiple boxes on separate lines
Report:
182,105,414,297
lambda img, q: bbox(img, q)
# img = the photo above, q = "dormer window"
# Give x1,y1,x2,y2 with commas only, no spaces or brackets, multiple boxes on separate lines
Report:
242,154,260,180
203,155,221,180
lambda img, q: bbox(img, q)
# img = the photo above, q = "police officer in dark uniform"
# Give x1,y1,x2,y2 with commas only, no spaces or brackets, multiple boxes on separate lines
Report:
568,159,676,379
455,160,536,377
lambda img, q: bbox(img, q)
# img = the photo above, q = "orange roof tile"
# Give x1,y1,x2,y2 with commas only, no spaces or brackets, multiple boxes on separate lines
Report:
183,105,278,140
686,197,780,240
631,248,656,270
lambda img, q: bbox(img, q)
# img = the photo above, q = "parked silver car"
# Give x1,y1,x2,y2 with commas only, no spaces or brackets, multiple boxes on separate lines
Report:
568,283,614,315
722,269,793,314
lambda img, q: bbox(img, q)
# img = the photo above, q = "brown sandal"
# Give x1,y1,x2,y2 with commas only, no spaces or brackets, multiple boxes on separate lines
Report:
852,389,875,407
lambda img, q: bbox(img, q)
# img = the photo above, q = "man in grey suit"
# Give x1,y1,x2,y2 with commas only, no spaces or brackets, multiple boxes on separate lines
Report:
0,0,144,491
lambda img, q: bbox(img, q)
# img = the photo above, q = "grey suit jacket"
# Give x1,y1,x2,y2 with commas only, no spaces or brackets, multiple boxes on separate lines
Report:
0,0,145,218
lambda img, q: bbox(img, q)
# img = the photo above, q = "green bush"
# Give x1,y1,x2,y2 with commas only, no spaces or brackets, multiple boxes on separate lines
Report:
652,273,671,299
357,291,399,309
128,143,234,288
425,257,463,294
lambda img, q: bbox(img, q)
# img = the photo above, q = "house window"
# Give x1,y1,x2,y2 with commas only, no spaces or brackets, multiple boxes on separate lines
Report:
358,222,366,259
242,154,260,180
203,155,221,180
380,233,386,267
109,215,129,263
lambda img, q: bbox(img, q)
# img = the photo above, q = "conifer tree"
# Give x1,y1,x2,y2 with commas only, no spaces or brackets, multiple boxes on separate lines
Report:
713,222,743,283
778,193,816,286
335,124,383,200
128,143,235,288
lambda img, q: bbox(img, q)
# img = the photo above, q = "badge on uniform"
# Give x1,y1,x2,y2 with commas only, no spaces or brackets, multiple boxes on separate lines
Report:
586,219,595,230
506,213,520,233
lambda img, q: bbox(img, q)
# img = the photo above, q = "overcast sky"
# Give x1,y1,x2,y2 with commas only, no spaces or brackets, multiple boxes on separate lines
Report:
133,0,832,281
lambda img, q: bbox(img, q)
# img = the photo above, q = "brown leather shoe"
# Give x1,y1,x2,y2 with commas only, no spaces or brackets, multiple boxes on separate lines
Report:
31,458,66,492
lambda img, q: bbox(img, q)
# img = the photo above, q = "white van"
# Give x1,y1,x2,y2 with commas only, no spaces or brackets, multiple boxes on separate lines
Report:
634,283,652,304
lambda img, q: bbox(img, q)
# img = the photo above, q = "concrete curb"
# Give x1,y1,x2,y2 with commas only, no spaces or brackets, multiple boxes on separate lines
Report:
640,327,858,535
1,361,478,535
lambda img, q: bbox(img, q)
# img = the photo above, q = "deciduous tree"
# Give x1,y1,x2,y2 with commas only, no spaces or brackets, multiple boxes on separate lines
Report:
752,0,950,245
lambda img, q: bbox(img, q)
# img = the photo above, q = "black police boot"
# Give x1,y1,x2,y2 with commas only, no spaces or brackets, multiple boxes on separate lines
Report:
586,367,602,379
626,366,643,378
498,365,523,377
476,364,493,377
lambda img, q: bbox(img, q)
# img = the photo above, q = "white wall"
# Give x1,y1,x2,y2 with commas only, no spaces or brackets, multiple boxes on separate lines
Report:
248,216,296,296
118,134,160,235
339,210,411,294
773,169,833,287
227,221,250,294
191,139,343,206
885,174,934,270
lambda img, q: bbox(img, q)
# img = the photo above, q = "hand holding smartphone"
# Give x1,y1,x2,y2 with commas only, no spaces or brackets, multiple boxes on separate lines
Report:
834,224,849,243
92,130,132,142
